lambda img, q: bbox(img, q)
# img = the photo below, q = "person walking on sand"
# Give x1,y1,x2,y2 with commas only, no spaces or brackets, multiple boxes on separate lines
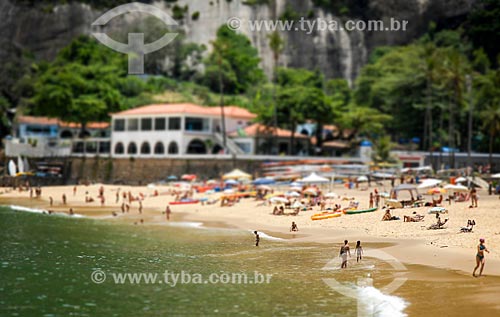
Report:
473,238,490,277
166,206,171,220
73,186,77,196
369,192,374,208
62,194,67,205
49,196,53,207
470,187,478,208
340,240,351,268
254,231,260,247
355,241,363,263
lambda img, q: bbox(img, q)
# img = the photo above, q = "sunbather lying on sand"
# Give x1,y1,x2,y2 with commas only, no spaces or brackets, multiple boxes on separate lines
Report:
404,212,425,222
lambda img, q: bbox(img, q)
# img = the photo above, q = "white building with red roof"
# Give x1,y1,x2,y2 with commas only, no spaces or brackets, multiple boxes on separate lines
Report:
110,103,256,156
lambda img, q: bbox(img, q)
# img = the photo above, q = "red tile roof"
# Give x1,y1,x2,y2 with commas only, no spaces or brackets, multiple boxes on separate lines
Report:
113,103,257,120
230,123,308,139
16,116,109,129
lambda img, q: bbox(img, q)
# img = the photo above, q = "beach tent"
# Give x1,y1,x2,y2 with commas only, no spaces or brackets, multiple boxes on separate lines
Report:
299,173,329,184
223,169,252,180
443,184,469,193
417,179,442,189
253,178,276,185
390,184,419,200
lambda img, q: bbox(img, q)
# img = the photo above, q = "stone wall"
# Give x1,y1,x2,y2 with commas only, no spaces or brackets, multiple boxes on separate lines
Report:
69,157,263,184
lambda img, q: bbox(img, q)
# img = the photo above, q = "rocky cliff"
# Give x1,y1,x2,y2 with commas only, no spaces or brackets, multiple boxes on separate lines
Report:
1,0,477,84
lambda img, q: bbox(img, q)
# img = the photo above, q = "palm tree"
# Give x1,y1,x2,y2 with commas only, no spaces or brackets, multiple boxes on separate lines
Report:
267,31,284,154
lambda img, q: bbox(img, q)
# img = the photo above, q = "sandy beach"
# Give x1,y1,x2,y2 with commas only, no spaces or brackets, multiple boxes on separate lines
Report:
1,182,499,278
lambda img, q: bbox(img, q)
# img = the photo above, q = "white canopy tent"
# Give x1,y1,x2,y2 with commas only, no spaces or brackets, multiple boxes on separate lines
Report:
299,173,329,184
222,169,252,180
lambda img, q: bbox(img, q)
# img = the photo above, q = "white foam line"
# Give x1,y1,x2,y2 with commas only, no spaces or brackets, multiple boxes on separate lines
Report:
251,230,284,241
7,205,85,218
167,221,204,229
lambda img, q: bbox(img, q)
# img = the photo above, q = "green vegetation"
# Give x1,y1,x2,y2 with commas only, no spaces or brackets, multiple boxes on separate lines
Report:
203,26,265,94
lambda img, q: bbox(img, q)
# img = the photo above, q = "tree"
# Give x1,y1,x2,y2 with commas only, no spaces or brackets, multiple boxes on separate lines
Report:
268,30,284,152
31,36,132,136
477,68,500,168
203,26,265,94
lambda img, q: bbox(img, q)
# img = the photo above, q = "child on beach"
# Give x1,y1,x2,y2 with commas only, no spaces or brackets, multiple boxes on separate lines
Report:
473,238,490,277
254,231,260,247
290,222,299,232
355,241,363,263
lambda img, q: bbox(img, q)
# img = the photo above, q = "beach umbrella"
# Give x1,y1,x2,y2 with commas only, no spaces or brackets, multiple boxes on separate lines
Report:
223,188,235,194
290,182,302,187
324,192,339,198
299,173,329,184
225,179,239,185
167,175,178,180
285,191,300,197
427,187,446,194
253,178,276,185
303,188,318,196
455,177,467,183
181,174,197,181
223,169,252,180
258,185,272,191
270,197,288,204
443,184,469,193
417,179,442,189
357,175,368,182
379,192,390,198
291,201,304,208
206,179,217,184
428,207,447,214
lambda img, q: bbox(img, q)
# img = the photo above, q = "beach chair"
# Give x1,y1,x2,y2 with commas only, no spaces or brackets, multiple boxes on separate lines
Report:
428,218,448,230
460,220,475,233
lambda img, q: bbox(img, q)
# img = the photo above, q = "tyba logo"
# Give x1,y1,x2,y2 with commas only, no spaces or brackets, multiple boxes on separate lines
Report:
91,2,178,74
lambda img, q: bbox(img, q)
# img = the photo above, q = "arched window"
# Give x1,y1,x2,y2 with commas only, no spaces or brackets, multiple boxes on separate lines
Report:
127,142,137,154
60,130,73,139
140,142,151,154
154,142,164,155
186,139,207,154
114,142,124,154
168,141,179,154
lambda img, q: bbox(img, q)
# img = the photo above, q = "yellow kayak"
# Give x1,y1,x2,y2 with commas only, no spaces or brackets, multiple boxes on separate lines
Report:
311,212,342,221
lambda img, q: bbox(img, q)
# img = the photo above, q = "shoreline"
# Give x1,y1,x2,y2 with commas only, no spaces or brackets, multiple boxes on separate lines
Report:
1,183,500,278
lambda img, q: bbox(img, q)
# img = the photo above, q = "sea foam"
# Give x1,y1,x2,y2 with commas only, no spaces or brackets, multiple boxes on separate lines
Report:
357,286,408,317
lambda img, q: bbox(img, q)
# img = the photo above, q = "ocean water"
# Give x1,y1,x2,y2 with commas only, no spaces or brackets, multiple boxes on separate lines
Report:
1,205,499,317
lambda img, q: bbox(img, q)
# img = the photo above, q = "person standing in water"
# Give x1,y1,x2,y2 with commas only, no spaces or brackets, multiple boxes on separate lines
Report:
340,240,351,268
355,241,363,263
166,205,171,220
473,238,490,277
254,231,260,247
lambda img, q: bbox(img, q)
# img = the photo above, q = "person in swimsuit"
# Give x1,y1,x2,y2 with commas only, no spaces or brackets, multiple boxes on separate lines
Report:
254,231,260,247
355,241,363,263
340,240,351,268
473,238,490,277
290,222,299,232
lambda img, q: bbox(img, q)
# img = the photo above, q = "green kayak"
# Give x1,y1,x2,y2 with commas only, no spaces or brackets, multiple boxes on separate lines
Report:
344,207,378,215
